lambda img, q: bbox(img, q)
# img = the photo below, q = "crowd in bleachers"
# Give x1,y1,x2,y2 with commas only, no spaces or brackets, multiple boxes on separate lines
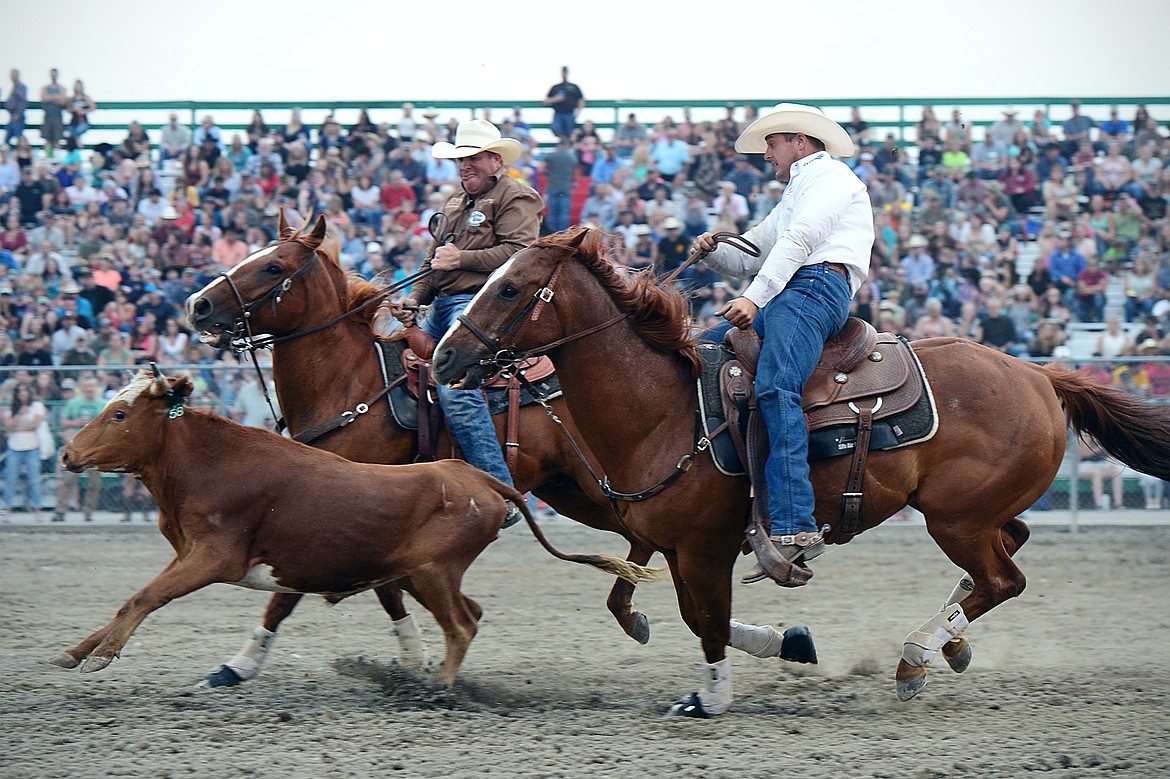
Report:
2,81,1170,416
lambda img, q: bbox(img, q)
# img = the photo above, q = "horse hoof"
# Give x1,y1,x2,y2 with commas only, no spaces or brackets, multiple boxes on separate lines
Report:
942,637,972,674
80,655,112,674
48,653,80,669
631,613,651,645
895,661,927,701
197,665,245,689
664,692,711,719
780,626,818,664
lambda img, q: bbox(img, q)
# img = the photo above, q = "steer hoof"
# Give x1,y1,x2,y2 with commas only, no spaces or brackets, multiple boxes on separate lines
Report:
779,626,818,664
942,637,972,674
48,653,81,669
198,664,246,689
80,655,113,674
631,613,650,645
895,660,927,701
664,692,711,719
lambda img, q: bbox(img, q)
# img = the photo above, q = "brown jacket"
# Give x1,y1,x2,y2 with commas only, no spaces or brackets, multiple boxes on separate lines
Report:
409,172,543,306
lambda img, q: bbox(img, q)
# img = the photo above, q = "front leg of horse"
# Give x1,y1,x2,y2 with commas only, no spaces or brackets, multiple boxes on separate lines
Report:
199,593,302,689
607,544,653,644
663,554,735,718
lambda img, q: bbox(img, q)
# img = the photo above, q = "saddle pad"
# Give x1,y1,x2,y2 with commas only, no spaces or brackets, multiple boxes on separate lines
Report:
808,338,938,461
696,343,746,476
379,339,562,431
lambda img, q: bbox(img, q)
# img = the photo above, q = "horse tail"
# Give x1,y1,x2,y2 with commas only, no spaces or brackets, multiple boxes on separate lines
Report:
494,483,663,585
1043,365,1170,479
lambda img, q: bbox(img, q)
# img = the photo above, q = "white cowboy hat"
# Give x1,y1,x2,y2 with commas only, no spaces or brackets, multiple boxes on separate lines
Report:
907,233,929,249
431,119,522,166
735,103,856,158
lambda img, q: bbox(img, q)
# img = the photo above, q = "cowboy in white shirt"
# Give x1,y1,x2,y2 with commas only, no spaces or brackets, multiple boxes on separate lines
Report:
695,103,874,583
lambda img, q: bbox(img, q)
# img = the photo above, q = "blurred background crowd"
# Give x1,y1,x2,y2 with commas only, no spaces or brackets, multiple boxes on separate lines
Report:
1,66,1168,516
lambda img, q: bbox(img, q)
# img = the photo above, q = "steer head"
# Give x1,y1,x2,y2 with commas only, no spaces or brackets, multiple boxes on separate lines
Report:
60,365,193,475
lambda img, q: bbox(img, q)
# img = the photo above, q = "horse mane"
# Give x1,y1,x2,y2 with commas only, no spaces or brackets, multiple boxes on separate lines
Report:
285,223,382,327
534,228,702,377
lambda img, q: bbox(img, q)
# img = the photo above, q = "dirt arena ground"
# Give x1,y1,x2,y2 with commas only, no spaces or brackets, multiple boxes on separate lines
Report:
2,520,1168,778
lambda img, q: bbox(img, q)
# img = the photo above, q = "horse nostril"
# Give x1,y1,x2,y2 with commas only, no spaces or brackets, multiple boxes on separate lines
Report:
191,296,213,321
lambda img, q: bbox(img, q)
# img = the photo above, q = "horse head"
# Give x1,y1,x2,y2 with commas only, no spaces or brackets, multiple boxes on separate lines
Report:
60,365,194,475
433,228,594,389
186,211,346,349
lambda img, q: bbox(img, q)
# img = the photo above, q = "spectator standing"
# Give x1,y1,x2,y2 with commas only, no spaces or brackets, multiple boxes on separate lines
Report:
52,375,106,522
541,136,578,234
39,69,68,157
5,69,28,147
2,382,46,518
543,66,585,140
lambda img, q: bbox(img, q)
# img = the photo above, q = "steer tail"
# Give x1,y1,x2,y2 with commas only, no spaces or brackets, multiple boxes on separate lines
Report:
1044,365,1170,479
495,484,662,585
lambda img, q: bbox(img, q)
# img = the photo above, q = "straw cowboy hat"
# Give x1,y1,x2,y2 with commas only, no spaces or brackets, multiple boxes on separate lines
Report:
432,120,522,166
907,234,930,249
735,103,856,158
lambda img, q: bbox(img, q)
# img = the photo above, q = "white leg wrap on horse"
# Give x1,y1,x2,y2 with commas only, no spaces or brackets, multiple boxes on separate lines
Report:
728,620,786,658
698,658,733,716
902,604,969,668
224,626,276,681
942,575,975,609
392,614,426,669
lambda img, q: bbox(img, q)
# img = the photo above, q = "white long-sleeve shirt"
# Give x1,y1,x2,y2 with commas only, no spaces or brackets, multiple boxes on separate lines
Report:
705,152,874,308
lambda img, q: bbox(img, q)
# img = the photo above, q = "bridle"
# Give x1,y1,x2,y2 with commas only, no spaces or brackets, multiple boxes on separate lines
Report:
455,251,629,375
216,244,322,351
453,231,760,520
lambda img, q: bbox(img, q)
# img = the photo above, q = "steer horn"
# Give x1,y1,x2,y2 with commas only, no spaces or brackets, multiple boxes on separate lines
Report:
149,362,169,396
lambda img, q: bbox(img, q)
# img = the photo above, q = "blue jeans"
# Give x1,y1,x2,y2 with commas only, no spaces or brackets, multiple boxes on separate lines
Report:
752,264,853,536
546,190,572,233
5,117,25,146
4,446,42,511
551,112,575,139
423,294,514,486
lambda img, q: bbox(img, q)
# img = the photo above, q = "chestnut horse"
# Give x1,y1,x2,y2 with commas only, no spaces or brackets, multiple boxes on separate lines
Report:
186,214,810,688
432,227,1170,716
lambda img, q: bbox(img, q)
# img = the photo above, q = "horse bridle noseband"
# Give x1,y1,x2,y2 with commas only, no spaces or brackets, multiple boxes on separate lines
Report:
217,247,322,350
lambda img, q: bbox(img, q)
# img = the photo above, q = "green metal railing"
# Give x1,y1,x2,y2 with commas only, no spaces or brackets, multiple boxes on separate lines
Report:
17,96,1169,153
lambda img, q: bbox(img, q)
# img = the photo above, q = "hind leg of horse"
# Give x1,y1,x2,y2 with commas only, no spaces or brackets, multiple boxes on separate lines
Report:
408,568,478,686
897,517,1030,701
939,517,1031,675
606,543,653,644
663,551,736,717
374,583,427,670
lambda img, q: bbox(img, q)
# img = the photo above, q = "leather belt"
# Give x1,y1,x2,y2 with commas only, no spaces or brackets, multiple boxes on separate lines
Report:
822,262,850,280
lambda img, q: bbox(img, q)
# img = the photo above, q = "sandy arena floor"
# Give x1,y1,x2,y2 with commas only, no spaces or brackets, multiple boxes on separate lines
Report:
2,520,1168,778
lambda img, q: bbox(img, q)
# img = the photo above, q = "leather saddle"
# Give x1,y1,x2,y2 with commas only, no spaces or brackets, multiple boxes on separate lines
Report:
720,318,930,587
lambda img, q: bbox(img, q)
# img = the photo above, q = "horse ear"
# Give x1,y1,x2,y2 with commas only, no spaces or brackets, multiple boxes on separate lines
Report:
173,377,195,401
278,208,293,240
568,227,590,250
303,214,328,249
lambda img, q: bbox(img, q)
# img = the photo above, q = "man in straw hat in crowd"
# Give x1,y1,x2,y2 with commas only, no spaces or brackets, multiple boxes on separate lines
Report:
391,119,543,525
693,103,874,584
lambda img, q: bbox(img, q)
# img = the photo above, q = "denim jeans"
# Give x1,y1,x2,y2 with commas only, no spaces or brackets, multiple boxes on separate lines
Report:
5,117,25,146
551,113,576,139
752,264,853,536
423,294,514,486
546,190,572,233
4,446,42,511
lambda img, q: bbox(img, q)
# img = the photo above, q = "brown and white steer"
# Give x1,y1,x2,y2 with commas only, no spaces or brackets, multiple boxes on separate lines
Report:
52,367,655,684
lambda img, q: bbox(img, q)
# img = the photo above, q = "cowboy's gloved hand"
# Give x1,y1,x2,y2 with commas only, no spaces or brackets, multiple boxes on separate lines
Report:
716,297,759,330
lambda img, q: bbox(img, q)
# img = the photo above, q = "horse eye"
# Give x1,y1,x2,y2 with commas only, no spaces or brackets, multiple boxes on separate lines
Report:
266,264,283,275
113,410,126,421
500,284,519,300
